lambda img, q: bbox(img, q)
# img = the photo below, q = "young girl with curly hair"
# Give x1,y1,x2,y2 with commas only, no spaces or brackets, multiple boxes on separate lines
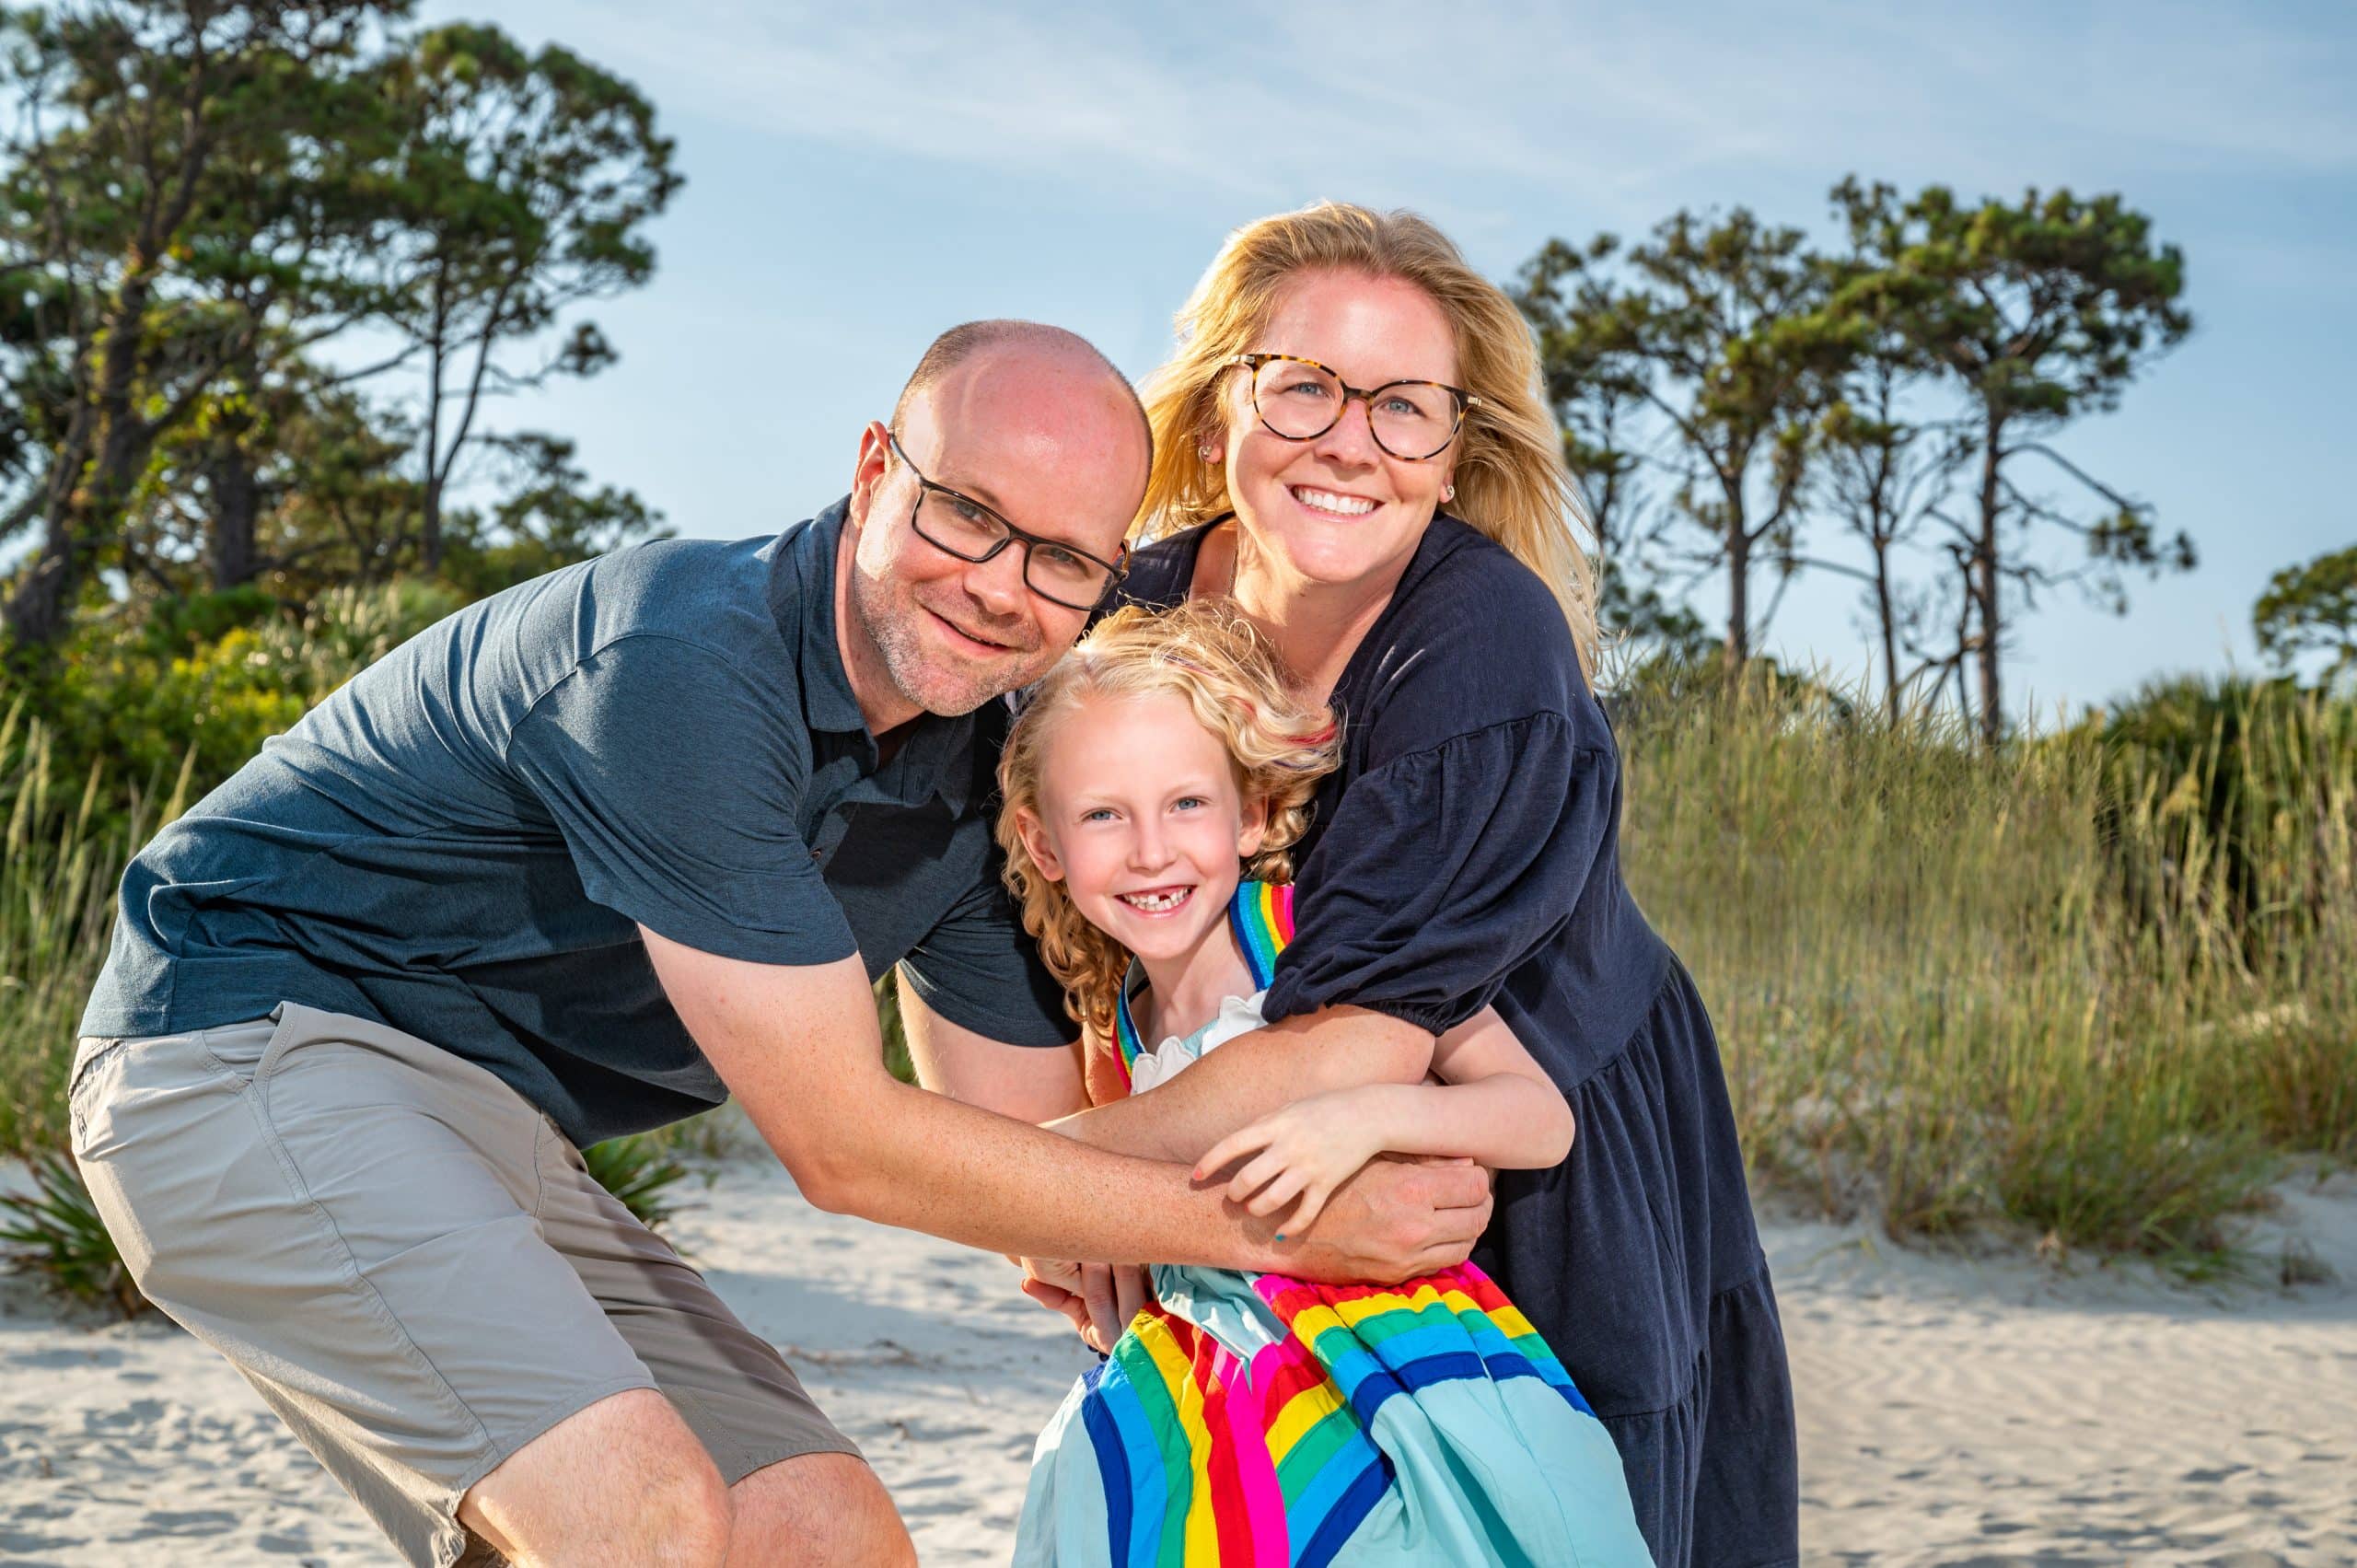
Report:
999,600,1650,1567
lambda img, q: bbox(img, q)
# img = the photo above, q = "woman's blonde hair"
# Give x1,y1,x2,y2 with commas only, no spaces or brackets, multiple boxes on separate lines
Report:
996,600,1339,1040
1140,201,1599,676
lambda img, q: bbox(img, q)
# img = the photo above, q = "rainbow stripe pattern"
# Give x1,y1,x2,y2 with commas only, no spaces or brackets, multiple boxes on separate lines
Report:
1062,1260,1610,1567
1227,878,1295,992
1072,1301,1379,1568
1021,882,1652,1566
1252,1267,1598,1432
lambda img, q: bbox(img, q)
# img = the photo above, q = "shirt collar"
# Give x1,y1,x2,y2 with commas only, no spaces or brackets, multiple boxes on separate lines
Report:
772,495,977,816
776,498,866,737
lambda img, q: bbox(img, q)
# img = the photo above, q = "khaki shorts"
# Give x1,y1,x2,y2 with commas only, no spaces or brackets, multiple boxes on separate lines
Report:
69,1003,857,1568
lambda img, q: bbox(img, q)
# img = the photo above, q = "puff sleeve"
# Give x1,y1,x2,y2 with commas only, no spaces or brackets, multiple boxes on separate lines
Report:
1262,711,1612,1033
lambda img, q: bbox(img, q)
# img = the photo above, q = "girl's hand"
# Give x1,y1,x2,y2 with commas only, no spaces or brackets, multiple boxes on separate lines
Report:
1193,1088,1387,1237
1078,1261,1155,1351
1016,1257,1094,1343
1015,1257,1153,1354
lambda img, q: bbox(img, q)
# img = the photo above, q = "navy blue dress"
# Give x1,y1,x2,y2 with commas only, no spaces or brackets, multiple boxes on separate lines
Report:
1120,517,1801,1567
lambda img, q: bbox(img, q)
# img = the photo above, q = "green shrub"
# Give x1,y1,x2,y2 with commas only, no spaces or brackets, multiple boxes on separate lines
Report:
634,1104,749,1162
0,584,460,1153
2088,675,2357,1157
0,1130,702,1320
876,970,913,1084
579,1133,702,1235
7,587,2348,1275
3,580,465,842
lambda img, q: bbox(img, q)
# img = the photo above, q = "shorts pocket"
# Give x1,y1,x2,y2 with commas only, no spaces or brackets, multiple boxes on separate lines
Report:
196,1014,290,1086
65,1039,130,1157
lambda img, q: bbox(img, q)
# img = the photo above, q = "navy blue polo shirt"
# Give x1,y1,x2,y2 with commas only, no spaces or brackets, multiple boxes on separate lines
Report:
81,499,1071,1145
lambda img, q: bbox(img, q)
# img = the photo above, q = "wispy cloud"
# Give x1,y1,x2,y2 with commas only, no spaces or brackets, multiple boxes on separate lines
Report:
530,3,1289,198
519,0,2356,222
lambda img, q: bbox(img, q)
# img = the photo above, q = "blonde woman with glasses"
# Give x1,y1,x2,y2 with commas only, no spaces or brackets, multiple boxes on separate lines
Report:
1046,203,1800,1568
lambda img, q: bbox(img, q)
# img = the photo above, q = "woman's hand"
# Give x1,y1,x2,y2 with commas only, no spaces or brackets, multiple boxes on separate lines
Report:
1193,1086,1393,1237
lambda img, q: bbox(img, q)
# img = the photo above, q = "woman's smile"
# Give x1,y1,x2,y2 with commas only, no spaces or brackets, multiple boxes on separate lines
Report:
1290,484,1379,518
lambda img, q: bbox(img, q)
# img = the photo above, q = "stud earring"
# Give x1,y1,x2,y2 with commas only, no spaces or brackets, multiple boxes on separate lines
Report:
1443,482,1456,504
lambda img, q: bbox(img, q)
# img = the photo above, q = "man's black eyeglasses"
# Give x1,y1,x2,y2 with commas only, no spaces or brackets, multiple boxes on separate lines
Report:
888,432,1127,611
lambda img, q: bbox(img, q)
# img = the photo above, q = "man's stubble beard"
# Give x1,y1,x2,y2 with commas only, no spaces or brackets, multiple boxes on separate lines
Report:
849,567,1049,719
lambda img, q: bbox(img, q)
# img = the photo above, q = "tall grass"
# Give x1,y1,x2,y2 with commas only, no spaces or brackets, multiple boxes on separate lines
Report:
1620,668,2355,1260
0,700,192,1155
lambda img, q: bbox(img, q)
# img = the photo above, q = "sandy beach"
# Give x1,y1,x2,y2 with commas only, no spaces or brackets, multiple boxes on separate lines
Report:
4,1155,2353,1566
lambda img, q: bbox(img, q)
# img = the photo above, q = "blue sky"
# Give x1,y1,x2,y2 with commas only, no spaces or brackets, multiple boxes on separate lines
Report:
424,0,2353,715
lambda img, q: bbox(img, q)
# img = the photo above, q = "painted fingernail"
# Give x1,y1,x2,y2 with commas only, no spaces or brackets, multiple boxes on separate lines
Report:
1274,1234,1286,1242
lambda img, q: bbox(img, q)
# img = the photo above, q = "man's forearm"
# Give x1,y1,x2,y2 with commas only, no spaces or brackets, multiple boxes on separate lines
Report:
787,1071,1494,1288
642,936,1481,1285
1050,1005,1436,1163
781,1073,1290,1272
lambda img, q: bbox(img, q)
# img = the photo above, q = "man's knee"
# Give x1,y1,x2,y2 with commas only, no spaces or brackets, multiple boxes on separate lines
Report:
461,1388,732,1567
728,1450,912,1566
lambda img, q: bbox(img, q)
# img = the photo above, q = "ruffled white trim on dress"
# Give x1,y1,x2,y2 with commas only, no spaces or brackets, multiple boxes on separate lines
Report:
1123,988,1269,1095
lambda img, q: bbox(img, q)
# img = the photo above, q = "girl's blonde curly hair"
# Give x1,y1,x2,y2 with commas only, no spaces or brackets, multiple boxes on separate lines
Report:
996,600,1339,1041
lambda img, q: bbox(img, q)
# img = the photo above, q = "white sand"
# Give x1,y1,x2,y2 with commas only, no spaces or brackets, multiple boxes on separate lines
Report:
4,1156,2354,1565
1774,1172,2357,1566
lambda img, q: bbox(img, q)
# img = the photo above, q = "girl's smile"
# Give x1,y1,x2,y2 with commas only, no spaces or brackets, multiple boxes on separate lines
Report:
1115,885,1195,914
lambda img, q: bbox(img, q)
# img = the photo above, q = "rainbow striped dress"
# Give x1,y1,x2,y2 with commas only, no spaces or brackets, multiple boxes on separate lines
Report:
1014,882,1652,1567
